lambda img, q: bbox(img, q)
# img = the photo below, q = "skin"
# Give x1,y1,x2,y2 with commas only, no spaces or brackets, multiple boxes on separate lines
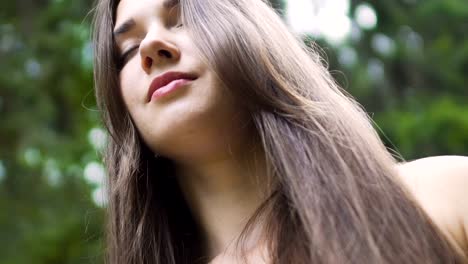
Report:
397,156,468,257
114,0,268,261
113,0,468,262
209,156,468,263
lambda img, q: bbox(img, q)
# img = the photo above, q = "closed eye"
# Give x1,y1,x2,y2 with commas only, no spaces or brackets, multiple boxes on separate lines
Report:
119,45,139,69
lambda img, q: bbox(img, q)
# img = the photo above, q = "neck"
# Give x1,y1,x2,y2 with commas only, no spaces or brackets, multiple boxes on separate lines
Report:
174,143,269,259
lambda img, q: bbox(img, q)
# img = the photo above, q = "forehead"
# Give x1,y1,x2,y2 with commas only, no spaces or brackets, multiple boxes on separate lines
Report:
115,0,178,24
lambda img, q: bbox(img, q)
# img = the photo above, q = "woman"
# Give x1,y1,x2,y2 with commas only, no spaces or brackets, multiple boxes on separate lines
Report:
91,0,468,263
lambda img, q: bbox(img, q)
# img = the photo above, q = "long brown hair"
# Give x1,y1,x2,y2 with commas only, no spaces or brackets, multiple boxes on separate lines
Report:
92,0,467,263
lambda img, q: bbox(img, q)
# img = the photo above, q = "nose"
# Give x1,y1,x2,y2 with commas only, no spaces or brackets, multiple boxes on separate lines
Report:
139,27,181,74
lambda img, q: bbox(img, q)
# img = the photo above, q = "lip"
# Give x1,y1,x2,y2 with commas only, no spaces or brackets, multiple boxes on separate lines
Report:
147,71,198,102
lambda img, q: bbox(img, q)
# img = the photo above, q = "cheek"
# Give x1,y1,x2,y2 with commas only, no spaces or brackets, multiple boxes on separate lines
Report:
119,65,142,109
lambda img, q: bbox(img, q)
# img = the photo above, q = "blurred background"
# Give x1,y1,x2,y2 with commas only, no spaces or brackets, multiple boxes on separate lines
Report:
0,0,467,263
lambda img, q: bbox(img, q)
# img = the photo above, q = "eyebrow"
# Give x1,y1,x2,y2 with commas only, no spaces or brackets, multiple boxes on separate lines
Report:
163,0,179,9
113,19,136,37
113,0,180,38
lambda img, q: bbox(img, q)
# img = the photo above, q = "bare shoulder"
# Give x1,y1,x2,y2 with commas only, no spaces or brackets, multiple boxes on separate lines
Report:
396,155,468,253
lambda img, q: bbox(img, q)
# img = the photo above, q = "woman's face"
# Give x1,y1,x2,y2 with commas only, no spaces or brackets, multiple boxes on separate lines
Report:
114,0,250,162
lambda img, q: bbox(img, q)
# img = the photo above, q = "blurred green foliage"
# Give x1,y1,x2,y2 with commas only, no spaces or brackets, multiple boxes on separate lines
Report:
317,0,468,158
1,0,104,263
0,0,466,263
